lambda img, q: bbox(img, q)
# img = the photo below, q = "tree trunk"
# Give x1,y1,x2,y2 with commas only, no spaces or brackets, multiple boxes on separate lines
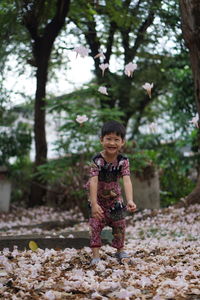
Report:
23,0,71,206
29,49,49,206
179,0,200,204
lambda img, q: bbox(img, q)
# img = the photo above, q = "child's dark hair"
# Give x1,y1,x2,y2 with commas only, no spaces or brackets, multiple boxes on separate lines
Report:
101,120,126,139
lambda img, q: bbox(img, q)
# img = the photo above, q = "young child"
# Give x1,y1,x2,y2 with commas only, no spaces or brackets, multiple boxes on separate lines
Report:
87,120,136,265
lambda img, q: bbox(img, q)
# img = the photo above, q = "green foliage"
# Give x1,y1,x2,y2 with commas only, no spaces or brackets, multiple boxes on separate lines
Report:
0,102,33,165
0,85,11,121
0,1,31,74
48,85,124,154
124,140,158,175
156,141,197,206
10,156,33,204
35,156,74,184
35,154,90,216
163,51,196,136
160,171,195,207
0,122,32,165
127,132,197,207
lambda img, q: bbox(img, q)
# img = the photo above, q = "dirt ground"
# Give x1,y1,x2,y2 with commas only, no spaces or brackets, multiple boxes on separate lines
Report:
0,204,200,299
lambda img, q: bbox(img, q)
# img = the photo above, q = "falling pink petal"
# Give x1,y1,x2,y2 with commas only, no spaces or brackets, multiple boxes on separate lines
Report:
73,46,89,58
149,122,157,133
124,62,137,77
76,115,88,124
189,115,199,128
94,51,105,60
142,82,154,98
98,86,108,95
99,63,109,76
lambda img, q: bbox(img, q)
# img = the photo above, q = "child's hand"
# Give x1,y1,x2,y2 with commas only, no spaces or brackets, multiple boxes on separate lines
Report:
127,201,137,212
91,204,104,220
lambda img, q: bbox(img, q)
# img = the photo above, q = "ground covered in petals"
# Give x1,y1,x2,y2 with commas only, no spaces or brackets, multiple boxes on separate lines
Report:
0,204,200,299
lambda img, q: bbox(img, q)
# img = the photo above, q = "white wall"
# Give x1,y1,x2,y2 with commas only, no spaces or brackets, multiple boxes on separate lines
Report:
0,180,11,212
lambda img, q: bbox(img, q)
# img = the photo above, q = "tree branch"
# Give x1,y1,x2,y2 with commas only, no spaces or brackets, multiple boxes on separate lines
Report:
130,0,143,16
82,18,102,77
22,0,70,48
130,9,155,59
123,0,132,9
21,1,39,41
105,21,117,63
120,1,156,64
43,0,70,44
121,28,131,64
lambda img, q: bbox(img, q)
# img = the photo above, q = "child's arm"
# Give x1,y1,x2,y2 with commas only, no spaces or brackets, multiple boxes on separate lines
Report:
90,176,104,219
123,175,137,212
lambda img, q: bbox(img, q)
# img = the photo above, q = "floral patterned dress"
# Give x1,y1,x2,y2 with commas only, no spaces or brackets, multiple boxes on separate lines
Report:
87,152,131,249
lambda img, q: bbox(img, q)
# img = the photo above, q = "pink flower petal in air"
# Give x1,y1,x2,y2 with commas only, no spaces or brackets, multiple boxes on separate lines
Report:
189,114,199,128
98,86,108,95
124,62,137,77
142,82,154,98
99,63,109,76
73,46,89,58
94,51,106,60
76,115,88,124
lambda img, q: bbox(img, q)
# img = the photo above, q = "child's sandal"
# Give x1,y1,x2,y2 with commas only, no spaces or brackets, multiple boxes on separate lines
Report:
115,251,130,260
90,258,101,265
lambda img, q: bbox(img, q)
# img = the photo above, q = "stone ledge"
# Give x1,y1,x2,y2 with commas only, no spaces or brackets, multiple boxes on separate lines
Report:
0,237,92,251
0,230,112,251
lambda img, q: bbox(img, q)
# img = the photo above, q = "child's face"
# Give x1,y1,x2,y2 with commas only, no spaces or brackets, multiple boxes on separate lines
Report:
100,133,125,156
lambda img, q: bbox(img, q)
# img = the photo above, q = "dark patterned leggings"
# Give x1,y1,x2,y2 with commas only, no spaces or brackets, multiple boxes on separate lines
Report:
89,213,126,249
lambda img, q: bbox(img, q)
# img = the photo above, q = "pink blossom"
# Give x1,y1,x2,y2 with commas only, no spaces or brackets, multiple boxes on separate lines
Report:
99,63,109,76
124,62,137,77
148,122,157,133
76,115,88,124
0,256,13,273
189,114,199,128
113,269,124,277
153,295,162,300
142,82,154,98
138,275,152,287
0,269,7,277
94,51,105,60
91,291,103,298
112,288,133,299
2,248,9,256
98,281,120,292
67,234,74,238
59,235,65,238
98,86,108,95
44,290,56,300
95,261,106,272
74,46,89,58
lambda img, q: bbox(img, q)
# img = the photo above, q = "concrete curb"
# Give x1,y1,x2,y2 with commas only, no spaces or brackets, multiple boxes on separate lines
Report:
0,237,93,251
0,230,112,251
